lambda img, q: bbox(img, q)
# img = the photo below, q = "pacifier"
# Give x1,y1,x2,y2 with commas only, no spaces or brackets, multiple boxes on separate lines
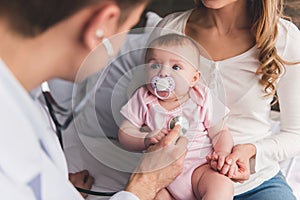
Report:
168,116,189,136
151,76,176,100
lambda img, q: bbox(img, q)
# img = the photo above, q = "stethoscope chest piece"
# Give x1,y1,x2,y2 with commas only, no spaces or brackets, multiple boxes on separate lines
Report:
168,116,189,136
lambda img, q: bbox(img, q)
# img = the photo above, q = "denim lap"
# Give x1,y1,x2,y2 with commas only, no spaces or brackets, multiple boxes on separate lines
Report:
234,172,296,200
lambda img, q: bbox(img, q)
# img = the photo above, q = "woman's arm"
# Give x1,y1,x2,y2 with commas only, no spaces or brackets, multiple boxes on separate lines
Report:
225,60,300,181
224,22,300,182
251,23,300,171
252,62,300,171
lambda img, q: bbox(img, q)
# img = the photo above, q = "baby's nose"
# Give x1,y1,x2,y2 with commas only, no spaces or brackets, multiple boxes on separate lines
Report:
158,66,170,77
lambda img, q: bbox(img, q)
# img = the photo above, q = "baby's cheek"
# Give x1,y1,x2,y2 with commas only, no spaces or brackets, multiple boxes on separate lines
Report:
174,79,190,95
175,76,190,94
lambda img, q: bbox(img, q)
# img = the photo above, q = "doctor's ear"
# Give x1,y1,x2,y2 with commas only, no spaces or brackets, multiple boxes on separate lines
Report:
83,2,121,49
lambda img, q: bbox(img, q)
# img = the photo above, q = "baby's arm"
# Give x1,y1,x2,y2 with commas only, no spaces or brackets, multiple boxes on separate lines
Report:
207,121,234,174
118,119,148,151
118,119,167,151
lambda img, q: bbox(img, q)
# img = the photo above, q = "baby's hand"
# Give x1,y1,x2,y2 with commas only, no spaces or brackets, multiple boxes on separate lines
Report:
206,151,231,174
144,129,169,148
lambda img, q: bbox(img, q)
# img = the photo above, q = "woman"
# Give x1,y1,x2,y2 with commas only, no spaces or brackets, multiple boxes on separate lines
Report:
0,0,188,199
156,0,300,199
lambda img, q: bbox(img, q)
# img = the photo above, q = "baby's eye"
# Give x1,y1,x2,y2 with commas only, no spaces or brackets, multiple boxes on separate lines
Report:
150,63,161,69
172,65,181,70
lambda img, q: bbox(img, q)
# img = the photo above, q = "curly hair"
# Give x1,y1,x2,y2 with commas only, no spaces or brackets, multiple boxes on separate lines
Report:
249,0,287,98
196,0,298,99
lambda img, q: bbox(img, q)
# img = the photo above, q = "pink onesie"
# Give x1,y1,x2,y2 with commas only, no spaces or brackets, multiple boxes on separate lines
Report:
120,83,227,200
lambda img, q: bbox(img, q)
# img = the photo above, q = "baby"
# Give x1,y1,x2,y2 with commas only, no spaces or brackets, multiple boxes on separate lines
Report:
119,33,234,200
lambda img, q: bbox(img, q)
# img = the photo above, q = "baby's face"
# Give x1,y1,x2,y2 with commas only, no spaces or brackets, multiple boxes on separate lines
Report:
145,44,200,100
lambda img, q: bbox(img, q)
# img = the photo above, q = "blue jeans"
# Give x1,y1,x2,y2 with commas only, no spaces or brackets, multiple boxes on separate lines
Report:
234,172,296,200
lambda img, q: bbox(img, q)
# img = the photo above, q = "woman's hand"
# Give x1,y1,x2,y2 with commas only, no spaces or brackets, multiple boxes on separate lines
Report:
69,170,94,198
126,125,188,200
225,144,256,182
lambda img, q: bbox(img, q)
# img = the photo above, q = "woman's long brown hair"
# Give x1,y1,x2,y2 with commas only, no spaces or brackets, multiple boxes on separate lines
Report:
196,0,298,100
250,0,287,98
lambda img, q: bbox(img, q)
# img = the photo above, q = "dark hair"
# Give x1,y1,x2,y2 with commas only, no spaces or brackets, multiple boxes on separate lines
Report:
0,0,148,37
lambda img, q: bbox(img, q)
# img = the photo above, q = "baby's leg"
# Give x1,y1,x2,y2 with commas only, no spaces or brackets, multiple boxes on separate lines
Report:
192,164,234,200
154,188,174,200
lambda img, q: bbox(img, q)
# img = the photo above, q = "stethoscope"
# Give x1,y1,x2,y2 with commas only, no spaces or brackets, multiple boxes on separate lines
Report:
40,37,119,196
41,37,114,148
42,81,118,196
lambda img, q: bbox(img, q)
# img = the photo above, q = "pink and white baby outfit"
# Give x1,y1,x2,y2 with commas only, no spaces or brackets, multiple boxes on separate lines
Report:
120,83,228,200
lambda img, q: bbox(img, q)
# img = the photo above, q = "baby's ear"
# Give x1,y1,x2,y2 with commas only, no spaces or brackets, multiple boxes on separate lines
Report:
191,70,201,87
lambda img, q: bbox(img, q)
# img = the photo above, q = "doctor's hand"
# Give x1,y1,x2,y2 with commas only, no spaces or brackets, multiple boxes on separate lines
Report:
144,128,169,148
69,170,95,198
126,125,188,200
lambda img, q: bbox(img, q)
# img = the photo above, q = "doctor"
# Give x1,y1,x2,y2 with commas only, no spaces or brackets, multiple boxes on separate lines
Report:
0,0,188,199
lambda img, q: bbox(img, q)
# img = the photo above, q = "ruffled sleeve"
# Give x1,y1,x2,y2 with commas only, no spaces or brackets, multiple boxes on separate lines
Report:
120,87,156,128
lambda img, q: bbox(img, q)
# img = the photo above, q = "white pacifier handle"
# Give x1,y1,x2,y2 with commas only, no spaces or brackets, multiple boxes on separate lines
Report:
153,88,171,100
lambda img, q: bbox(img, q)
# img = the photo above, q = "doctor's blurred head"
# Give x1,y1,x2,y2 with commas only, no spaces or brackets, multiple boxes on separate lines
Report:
0,0,149,90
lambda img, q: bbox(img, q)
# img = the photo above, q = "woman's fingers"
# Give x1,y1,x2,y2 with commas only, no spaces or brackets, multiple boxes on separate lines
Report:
227,163,237,179
219,162,230,175
225,150,250,182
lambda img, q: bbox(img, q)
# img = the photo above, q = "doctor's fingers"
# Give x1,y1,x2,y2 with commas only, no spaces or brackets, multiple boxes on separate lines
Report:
169,148,187,175
145,137,159,148
161,124,182,146
140,136,187,171
69,170,94,198
147,129,161,138
83,174,95,187
172,136,188,155
146,125,181,152
155,132,168,140
69,170,95,187
69,170,89,181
